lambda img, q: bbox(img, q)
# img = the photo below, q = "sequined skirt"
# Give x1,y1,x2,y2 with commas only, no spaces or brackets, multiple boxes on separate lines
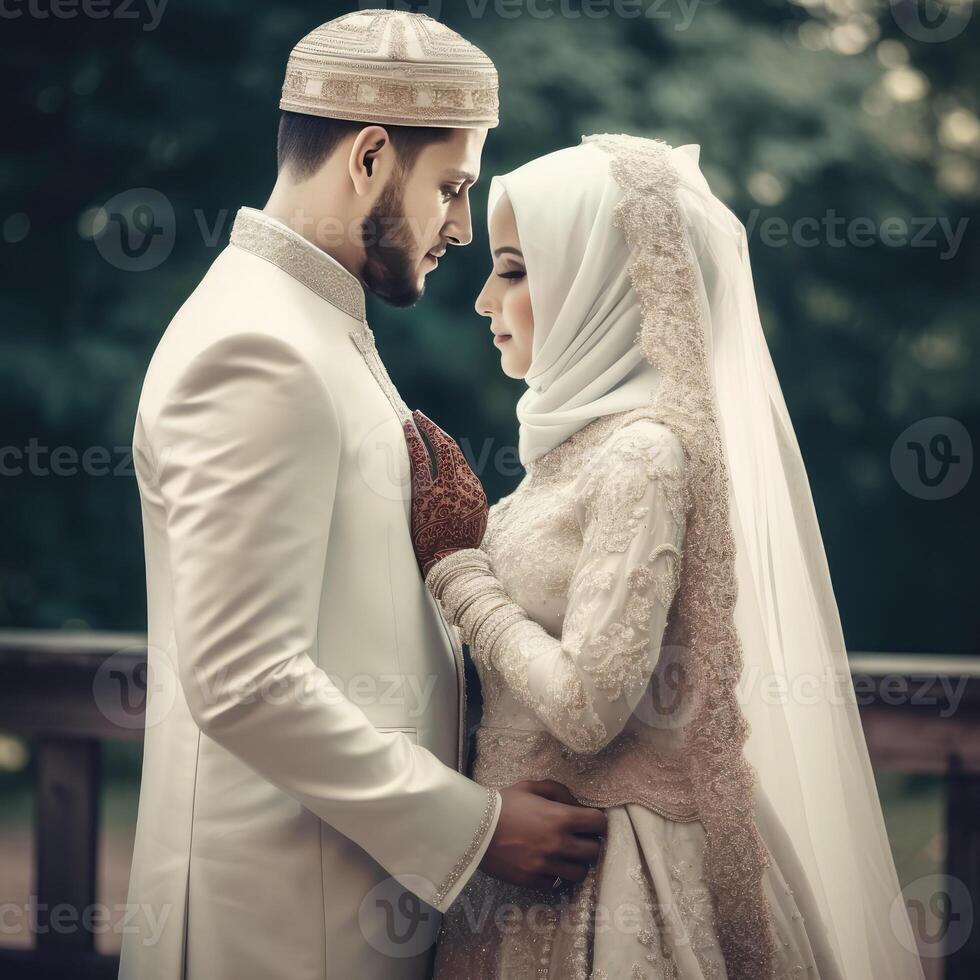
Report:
432,801,844,980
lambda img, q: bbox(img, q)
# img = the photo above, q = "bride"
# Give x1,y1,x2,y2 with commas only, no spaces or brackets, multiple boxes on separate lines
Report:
404,135,926,979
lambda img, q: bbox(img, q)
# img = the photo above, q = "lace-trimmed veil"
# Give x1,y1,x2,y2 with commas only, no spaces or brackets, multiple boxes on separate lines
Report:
564,133,925,980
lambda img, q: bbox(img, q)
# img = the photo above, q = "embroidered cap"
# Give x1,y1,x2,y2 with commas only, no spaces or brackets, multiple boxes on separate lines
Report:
280,9,498,129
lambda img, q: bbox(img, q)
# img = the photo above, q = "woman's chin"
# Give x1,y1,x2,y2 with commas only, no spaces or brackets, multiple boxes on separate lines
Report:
499,355,528,380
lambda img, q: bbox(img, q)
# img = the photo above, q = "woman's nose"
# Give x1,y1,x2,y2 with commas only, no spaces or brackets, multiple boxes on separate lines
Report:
475,281,495,318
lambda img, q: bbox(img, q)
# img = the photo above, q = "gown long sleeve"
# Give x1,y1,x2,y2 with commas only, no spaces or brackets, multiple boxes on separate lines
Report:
427,418,688,755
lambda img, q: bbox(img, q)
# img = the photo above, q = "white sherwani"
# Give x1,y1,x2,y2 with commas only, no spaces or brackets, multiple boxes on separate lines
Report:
119,207,502,980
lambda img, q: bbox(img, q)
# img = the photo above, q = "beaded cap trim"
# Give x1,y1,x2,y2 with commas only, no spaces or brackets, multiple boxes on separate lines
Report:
281,10,499,129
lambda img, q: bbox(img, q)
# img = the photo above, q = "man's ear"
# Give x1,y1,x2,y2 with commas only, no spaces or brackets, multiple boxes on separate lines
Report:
348,125,392,196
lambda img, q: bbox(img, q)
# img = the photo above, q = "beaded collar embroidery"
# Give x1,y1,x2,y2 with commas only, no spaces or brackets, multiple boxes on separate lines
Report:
229,207,367,323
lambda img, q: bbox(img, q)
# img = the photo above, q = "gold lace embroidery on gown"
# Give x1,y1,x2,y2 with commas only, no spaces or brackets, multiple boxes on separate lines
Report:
452,413,700,822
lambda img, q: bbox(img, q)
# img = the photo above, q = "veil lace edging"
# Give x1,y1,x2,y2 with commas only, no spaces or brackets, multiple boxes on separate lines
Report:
583,132,779,980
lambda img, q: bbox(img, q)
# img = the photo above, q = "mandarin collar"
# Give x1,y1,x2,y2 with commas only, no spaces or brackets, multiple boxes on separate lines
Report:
229,206,366,322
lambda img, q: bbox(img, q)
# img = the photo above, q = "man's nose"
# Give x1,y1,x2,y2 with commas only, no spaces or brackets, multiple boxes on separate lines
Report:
446,199,473,247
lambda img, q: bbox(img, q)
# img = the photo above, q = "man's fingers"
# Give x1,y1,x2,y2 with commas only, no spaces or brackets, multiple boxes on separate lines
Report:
559,834,603,865
518,779,578,806
523,780,608,838
565,804,608,838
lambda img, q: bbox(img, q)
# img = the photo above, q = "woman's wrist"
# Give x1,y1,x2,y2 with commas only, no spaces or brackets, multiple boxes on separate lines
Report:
424,548,490,596
424,548,528,657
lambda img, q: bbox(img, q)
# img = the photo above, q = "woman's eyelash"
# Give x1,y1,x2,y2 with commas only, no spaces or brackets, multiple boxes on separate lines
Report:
497,270,526,280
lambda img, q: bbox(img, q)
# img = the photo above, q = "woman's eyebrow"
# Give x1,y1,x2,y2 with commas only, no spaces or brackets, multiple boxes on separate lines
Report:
493,246,524,258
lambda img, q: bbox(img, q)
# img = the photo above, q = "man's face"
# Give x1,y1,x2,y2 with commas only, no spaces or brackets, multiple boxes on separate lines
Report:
360,127,486,307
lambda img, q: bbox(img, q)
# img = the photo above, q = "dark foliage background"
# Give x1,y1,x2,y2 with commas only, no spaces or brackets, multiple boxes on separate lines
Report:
1,0,977,653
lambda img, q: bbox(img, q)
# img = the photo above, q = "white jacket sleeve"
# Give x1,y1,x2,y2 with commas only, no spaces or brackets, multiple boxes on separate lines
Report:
150,331,499,912
427,419,687,755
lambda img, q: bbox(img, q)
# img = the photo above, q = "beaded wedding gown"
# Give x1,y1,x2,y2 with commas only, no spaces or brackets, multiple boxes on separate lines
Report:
427,133,924,980
430,409,843,980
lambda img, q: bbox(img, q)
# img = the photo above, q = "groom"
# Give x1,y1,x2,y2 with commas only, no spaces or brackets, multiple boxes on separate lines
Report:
120,10,605,980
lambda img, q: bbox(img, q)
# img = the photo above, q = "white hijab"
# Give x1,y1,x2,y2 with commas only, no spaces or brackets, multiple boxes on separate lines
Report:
487,142,700,466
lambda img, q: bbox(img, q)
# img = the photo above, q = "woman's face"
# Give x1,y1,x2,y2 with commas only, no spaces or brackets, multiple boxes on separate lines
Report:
475,192,534,379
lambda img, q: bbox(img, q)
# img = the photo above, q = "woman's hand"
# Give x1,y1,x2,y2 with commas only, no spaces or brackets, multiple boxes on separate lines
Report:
403,409,488,577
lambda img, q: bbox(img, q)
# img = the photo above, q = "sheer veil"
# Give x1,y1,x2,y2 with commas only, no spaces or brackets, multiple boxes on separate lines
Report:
490,134,925,979
582,134,926,979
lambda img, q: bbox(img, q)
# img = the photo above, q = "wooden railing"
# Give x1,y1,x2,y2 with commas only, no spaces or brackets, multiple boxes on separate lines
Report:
0,631,145,980
0,631,977,979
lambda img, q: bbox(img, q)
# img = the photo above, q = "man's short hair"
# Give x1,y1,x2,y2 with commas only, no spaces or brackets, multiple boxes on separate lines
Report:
276,111,454,181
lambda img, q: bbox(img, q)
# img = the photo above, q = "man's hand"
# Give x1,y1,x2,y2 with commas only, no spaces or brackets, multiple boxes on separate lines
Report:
479,780,607,891
403,409,488,577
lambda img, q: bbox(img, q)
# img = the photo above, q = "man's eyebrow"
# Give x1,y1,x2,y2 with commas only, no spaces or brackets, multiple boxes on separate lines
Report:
442,169,478,184
493,246,523,258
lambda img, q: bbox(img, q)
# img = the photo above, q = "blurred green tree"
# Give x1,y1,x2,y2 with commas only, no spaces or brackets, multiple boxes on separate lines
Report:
0,0,976,652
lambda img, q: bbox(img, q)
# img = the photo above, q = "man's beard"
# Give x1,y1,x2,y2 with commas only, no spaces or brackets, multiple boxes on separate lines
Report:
360,177,424,308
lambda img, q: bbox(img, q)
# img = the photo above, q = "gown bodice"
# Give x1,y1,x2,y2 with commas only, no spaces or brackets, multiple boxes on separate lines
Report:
466,409,700,822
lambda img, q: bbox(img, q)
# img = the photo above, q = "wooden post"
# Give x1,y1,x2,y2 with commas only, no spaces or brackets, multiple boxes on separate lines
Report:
33,737,101,954
945,751,980,979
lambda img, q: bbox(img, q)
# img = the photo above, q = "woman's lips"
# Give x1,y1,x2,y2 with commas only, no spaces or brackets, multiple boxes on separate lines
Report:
493,333,511,346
